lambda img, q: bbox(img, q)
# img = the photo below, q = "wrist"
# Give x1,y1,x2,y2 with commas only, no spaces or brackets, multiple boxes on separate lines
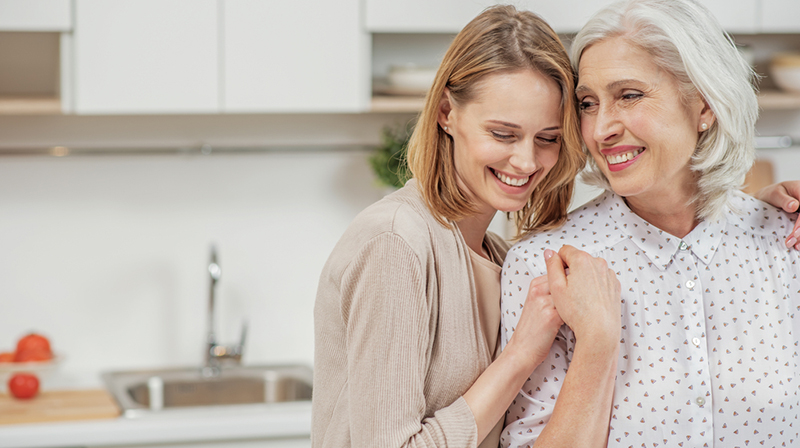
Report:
499,338,547,377
573,330,620,358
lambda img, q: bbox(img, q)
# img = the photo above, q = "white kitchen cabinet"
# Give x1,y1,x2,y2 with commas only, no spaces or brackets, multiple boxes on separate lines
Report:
760,0,800,32
699,0,759,33
0,0,71,31
222,0,369,112
365,0,495,33
364,0,615,33
366,0,760,34
73,0,218,114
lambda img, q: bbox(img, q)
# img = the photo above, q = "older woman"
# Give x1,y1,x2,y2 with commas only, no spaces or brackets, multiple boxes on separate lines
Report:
500,0,800,447
313,6,622,448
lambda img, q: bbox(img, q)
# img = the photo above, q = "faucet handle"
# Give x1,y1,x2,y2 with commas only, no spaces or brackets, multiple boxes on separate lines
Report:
238,320,248,352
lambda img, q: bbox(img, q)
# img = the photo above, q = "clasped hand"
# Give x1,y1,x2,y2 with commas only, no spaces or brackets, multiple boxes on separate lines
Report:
511,245,621,367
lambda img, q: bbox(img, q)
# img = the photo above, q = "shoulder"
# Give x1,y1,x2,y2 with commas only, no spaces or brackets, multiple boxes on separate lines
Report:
725,190,797,240
326,181,455,271
508,191,623,267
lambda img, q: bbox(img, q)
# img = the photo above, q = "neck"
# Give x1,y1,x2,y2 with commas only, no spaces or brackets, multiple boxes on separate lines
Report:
456,211,497,260
624,192,699,239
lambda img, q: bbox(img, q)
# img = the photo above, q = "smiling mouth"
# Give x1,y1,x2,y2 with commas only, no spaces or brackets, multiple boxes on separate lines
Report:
492,169,530,187
606,148,644,165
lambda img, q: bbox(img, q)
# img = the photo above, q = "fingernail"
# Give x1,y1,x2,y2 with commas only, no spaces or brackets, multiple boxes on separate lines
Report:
787,237,797,248
793,228,800,238
544,249,554,260
790,200,799,212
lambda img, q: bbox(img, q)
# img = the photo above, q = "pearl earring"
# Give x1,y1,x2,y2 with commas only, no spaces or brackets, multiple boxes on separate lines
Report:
701,123,708,131
444,126,448,131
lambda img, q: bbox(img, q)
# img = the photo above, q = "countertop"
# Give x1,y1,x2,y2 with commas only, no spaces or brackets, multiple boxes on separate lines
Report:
0,400,311,448
0,370,311,448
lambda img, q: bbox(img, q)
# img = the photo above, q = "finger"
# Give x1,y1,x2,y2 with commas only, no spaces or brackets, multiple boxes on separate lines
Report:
781,180,800,212
757,183,798,213
544,249,567,290
788,226,800,250
527,275,550,296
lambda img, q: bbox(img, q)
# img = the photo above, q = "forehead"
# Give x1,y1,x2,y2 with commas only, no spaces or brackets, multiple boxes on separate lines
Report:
463,69,563,125
577,37,665,89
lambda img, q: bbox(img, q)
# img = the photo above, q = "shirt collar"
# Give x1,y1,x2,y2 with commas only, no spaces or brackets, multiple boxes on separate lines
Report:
603,192,725,271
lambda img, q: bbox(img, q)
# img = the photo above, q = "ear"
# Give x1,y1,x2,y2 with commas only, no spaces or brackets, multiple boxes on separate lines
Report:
697,97,716,132
437,88,453,133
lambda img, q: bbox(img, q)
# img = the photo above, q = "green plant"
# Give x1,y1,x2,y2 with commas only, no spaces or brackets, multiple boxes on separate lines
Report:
369,122,414,189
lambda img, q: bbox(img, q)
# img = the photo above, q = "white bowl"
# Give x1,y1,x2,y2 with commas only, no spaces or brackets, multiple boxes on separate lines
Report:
0,354,63,393
387,65,437,95
770,53,800,93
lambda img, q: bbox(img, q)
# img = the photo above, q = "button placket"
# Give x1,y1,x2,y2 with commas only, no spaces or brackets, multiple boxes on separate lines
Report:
673,249,713,445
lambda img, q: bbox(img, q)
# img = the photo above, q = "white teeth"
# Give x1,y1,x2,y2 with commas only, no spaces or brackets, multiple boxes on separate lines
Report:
606,148,643,165
494,170,529,187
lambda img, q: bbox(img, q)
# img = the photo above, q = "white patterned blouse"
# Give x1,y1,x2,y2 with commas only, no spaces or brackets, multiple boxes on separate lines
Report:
500,190,799,448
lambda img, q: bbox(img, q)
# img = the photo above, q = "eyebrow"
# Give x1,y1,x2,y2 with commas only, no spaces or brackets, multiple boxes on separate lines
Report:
486,120,561,131
576,78,647,95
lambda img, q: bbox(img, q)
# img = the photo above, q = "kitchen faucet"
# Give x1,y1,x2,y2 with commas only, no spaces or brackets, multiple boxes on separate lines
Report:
203,246,247,377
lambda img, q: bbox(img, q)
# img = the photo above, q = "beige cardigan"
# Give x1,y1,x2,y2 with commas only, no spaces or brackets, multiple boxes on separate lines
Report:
312,180,509,448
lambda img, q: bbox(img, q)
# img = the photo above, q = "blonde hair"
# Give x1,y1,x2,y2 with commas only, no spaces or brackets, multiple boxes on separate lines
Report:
571,0,758,220
406,5,585,236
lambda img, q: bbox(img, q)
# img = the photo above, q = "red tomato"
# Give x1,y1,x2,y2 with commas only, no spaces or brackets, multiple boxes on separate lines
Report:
8,373,39,399
15,334,51,356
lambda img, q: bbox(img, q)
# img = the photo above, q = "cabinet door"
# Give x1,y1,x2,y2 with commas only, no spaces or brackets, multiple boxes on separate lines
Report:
521,1,616,33
760,0,800,32
700,0,758,33
365,0,496,33
0,0,71,31
529,0,757,33
223,0,369,113
73,0,218,114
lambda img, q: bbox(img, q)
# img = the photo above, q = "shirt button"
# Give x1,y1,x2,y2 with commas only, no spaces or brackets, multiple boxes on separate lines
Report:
692,337,701,347
686,280,696,289
679,241,689,250
696,397,706,406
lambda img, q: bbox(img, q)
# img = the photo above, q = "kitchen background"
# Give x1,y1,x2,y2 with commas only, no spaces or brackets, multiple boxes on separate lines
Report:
1,0,800,387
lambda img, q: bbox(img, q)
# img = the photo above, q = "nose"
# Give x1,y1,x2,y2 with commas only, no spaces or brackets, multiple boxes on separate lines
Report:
592,103,622,144
509,141,539,175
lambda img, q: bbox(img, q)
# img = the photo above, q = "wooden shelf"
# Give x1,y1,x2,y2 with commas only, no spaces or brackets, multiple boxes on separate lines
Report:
370,90,800,113
0,96,62,115
758,90,800,110
0,92,797,115
370,95,425,113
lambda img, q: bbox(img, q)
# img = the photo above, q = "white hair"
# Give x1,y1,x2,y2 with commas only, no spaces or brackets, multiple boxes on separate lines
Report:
571,0,758,220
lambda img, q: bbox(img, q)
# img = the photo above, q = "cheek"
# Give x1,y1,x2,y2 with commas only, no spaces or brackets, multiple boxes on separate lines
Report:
541,146,561,171
580,116,597,150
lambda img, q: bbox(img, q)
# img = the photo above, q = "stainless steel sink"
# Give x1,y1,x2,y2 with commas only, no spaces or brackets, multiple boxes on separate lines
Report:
103,364,313,418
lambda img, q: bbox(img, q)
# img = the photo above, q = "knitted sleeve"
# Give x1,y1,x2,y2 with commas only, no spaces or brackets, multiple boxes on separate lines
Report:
340,231,478,448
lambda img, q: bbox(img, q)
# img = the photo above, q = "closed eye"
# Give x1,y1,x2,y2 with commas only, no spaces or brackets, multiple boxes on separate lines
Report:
621,91,643,101
537,135,560,145
491,131,515,140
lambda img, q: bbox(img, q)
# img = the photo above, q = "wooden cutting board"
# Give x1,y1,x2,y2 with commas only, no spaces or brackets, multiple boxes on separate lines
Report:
0,389,120,425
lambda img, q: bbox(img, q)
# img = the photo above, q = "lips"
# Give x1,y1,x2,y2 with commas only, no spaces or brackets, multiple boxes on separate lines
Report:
606,148,643,165
601,146,645,172
492,169,530,187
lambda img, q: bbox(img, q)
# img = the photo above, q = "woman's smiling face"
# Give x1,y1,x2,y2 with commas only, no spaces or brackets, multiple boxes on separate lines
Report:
440,69,563,219
577,37,713,206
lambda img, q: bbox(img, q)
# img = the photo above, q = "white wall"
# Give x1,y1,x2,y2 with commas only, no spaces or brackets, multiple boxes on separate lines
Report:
0,114,412,387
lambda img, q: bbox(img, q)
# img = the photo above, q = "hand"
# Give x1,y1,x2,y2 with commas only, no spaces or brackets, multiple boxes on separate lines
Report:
545,245,621,345
507,275,564,371
756,180,800,249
